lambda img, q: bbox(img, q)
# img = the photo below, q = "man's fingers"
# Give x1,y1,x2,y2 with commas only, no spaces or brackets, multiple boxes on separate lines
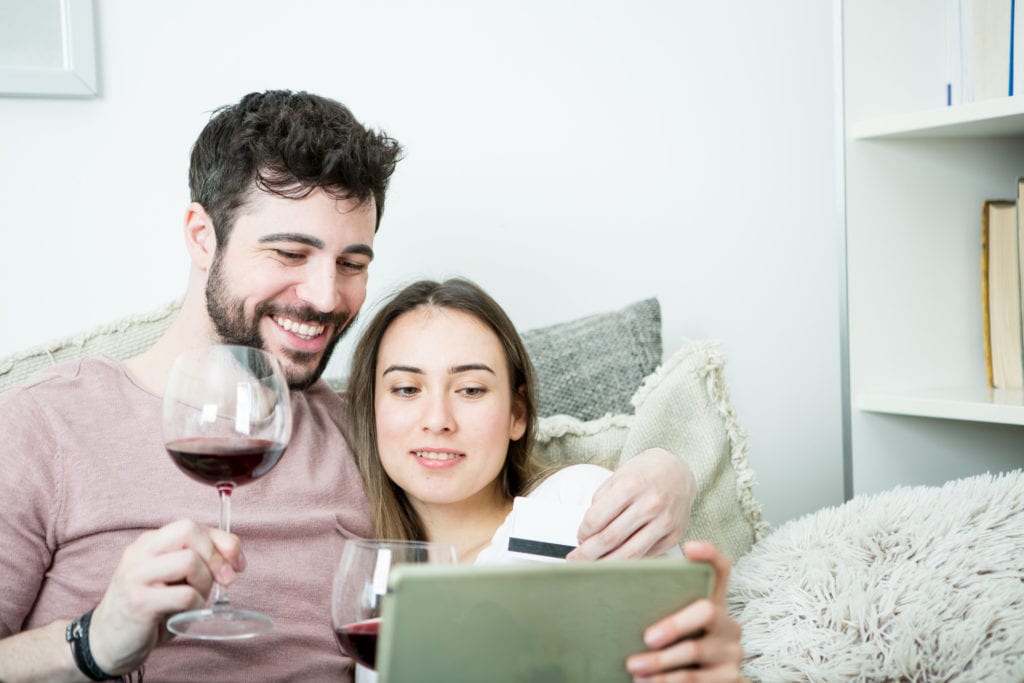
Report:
208,527,246,571
127,549,219,594
573,503,646,559
133,519,214,555
602,532,679,561
130,519,242,583
574,493,675,559
576,476,631,541
139,583,209,616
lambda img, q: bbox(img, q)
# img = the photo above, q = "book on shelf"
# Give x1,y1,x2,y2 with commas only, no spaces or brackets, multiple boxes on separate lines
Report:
981,195,1023,389
947,0,1020,104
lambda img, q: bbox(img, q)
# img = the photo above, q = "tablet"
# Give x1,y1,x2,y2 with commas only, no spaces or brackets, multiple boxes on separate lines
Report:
376,558,714,683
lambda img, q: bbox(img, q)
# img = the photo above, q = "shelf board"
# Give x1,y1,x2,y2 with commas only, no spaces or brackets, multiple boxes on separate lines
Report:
850,98,1024,139
858,387,1024,426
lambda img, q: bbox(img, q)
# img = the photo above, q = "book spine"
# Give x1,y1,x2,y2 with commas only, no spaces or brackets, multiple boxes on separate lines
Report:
982,201,994,388
1017,179,1024,388
948,0,967,104
1011,0,1016,95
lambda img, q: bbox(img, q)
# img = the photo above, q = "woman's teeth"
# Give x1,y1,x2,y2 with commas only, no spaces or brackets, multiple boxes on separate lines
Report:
274,316,325,340
414,451,461,460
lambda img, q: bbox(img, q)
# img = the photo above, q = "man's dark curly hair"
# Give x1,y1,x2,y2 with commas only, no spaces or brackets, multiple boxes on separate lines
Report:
188,90,402,246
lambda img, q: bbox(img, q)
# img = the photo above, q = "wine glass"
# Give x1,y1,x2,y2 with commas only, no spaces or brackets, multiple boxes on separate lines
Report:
332,540,457,674
163,344,292,639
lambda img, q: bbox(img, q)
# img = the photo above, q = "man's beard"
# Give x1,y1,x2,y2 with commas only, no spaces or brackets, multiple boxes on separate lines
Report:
205,254,352,390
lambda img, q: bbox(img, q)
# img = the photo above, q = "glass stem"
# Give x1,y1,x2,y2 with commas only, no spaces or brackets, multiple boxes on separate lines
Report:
212,483,233,608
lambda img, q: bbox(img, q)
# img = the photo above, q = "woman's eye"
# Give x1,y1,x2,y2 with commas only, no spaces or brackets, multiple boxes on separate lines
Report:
392,386,419,397
459,387,486,398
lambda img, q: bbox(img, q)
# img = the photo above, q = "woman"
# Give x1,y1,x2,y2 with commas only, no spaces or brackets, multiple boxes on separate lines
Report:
348,278,743,679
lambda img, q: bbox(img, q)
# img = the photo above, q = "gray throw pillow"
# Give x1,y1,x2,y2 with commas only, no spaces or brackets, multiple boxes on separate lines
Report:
522,298,662,420
533,339,769,564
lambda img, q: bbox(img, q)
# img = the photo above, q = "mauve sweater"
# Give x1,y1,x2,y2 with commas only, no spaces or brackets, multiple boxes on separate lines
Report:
0,356,372,681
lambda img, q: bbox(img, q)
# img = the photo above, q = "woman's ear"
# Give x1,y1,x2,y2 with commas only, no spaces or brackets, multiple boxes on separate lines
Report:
184,202,218,271
509,387,528,441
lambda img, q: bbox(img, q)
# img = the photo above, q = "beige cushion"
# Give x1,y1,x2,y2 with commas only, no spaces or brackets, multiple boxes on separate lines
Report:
0,300,182,391
533,339,769,564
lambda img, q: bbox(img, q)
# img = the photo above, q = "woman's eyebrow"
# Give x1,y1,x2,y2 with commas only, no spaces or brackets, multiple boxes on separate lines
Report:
382,364,422,376
381,363,495,376
451,363,495,375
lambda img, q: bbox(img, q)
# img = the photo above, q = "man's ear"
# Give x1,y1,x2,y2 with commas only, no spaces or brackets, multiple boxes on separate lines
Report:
184,202,218,271
510,386,528,441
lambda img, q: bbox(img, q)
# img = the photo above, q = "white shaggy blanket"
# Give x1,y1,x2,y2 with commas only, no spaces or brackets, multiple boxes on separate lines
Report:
729,470,1024,682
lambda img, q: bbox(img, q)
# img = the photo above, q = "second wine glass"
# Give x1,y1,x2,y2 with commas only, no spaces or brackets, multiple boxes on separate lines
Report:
331,539,457,672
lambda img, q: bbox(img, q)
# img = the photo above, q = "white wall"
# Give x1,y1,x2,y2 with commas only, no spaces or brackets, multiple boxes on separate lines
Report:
0,0,843,526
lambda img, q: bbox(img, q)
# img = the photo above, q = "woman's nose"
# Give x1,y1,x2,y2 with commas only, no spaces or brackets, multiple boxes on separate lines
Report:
421,394,454,433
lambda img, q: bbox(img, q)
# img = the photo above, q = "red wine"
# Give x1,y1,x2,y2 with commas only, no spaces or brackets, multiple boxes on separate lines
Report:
334,618,380,670
166,437,285,487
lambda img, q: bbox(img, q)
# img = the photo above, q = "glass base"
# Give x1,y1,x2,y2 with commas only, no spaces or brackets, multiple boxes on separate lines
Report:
166,606,273,640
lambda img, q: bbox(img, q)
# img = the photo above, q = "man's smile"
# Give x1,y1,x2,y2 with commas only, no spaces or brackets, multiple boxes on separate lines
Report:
273,315,327,340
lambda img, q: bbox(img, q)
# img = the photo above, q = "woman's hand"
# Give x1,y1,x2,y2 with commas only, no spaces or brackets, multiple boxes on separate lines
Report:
625,542,744,682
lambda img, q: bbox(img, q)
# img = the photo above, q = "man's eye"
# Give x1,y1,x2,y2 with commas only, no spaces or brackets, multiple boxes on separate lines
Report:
274,250,304,261
339,260,367,273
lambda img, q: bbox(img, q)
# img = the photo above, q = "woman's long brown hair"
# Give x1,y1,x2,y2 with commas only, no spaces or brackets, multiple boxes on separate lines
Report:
347,278,542,541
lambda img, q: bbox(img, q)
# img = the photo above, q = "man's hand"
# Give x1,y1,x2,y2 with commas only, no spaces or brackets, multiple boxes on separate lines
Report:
89,519,244,675
569,448,696,560
0,520,243,681
625,541,744,682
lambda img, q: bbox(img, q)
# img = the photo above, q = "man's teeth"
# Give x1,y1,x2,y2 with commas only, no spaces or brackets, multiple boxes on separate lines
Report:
414,451,461,461
274,316,325,340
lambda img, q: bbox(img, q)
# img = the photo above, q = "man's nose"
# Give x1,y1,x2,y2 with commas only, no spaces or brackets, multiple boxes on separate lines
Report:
295,262,342,312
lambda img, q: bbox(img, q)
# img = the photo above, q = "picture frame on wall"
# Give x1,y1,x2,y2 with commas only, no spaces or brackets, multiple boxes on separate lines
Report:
0,0,97,98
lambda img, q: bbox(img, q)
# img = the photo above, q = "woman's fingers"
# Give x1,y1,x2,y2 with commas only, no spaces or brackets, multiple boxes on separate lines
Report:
627,606,743,681
682,541,731,605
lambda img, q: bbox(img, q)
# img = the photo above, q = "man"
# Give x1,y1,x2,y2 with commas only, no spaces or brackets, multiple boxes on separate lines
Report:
0,91,739,681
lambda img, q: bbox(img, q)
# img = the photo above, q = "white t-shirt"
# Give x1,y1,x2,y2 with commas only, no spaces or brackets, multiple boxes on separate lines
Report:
475,464,614,564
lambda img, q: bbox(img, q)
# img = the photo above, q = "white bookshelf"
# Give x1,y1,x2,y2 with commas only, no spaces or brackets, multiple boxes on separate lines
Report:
843,0,1024,497
851,98,1024,139
859,388,1024,426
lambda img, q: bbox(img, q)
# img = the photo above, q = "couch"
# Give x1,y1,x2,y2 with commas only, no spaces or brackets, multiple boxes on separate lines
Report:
3,298,1022,681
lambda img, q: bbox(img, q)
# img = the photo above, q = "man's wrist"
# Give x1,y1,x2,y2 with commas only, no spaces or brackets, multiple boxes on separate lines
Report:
66,609,119,681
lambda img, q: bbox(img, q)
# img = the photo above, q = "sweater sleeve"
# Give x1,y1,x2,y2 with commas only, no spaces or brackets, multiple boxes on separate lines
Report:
0,388,61,636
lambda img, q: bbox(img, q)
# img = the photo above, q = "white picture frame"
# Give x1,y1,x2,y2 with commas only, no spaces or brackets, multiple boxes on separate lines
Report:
0,0,97,97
